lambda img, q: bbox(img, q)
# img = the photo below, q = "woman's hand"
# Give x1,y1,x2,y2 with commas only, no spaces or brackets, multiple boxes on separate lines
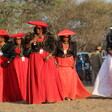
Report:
2,61,10,68
44,55,50,62
44,54,52,62
72,61,76,69
26,38,36,48
72,65,76,69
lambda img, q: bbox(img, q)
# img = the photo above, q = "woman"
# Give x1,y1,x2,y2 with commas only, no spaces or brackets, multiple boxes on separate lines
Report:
55,29,91,100
0,29,12,102
25,21,62,104
92,50,112,96
0,29,23,102
10,33,28,100
76,55,83,81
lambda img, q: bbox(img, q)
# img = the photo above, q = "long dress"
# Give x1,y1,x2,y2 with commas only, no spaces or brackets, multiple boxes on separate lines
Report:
12,48,28,100
2,42,23,102
56,43,91,99
92,54,112,96
26,35,63,104
0,55,8,102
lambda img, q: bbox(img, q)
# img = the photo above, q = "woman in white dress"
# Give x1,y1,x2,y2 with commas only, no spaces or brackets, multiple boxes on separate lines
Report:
92,50,112,96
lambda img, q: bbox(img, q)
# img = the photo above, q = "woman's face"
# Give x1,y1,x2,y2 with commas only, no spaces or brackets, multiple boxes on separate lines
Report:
36,27,43,34
63,36,69,42
0,36,4,42
15,37,21,45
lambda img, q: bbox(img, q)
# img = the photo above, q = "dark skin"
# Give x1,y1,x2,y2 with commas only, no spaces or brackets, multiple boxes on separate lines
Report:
0,36,5,46
15,37,22,48
26,27,52,62
0,36,9,68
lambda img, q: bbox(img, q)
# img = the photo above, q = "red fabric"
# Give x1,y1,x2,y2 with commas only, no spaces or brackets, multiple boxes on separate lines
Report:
2,56,23,102
13,54,28,100
62,43,69,50
57,29,76,37
26,51,63,104
27,21,48,27
0,29,9,37
37,36,44,42
12,48,28,100
10,33,26,38
0,56,8,102
56,56,91,99
15,48,21,54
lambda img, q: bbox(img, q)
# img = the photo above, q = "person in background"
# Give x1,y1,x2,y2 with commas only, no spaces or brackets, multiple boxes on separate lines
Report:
25,21,62,104
76,55,84,81
90,46,102,84
92,48,112,96
84,54,92,84
106,26,112,52
10,33,28,100
55,29,91,101
101,47,107,57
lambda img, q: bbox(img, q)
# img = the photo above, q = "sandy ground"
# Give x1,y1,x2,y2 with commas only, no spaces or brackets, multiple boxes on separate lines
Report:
0,85,112,112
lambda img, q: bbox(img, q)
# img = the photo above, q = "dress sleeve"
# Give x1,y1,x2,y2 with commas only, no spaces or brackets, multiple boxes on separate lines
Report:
47,35,56,55
3,42,16,62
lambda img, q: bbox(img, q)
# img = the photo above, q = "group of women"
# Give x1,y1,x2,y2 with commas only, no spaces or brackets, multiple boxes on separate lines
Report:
0,21,91,104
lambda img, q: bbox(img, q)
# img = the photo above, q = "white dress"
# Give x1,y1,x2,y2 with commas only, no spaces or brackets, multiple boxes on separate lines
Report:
92,54,112,96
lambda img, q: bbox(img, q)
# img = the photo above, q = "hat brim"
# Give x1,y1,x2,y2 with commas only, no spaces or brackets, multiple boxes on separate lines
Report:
10,33,26,38
57,29,76,37
27,21,48,27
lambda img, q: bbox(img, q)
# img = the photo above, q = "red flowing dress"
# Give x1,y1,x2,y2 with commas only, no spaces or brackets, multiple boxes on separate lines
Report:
0,56,8,102
2,44,24,102
12,48,28,100
26,37,63,104
56,43,91,99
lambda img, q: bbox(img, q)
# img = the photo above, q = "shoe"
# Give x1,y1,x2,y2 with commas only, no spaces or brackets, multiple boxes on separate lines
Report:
42,101,55,104
65,97,72,101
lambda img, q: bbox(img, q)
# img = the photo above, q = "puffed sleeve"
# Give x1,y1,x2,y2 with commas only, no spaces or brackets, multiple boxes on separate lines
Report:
23,32,34,57
3,42,16,62
47,35,56,55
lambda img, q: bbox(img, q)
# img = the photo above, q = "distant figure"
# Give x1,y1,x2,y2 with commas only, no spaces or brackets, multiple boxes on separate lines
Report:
106,27,112,52
101,48,107,57
84,54,92,84
92,27,112,96
91,46,102,84
76,55,84,81
92,50,112,96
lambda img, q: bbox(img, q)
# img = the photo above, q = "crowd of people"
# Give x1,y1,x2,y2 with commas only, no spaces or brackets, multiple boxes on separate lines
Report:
0,20,112,104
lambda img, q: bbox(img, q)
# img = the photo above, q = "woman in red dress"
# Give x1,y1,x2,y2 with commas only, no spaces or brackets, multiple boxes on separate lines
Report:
10,33,28,100
55,29,91,100
25,21,62,104
0,29,10,102
0,30,23,102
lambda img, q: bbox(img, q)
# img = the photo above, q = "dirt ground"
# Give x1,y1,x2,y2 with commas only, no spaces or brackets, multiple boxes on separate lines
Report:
0,85,112,112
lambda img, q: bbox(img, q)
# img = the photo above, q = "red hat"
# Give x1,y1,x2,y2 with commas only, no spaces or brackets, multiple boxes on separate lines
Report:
57,29,76,37
0,29,9,37
27,21,48,28
10,33,26,38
